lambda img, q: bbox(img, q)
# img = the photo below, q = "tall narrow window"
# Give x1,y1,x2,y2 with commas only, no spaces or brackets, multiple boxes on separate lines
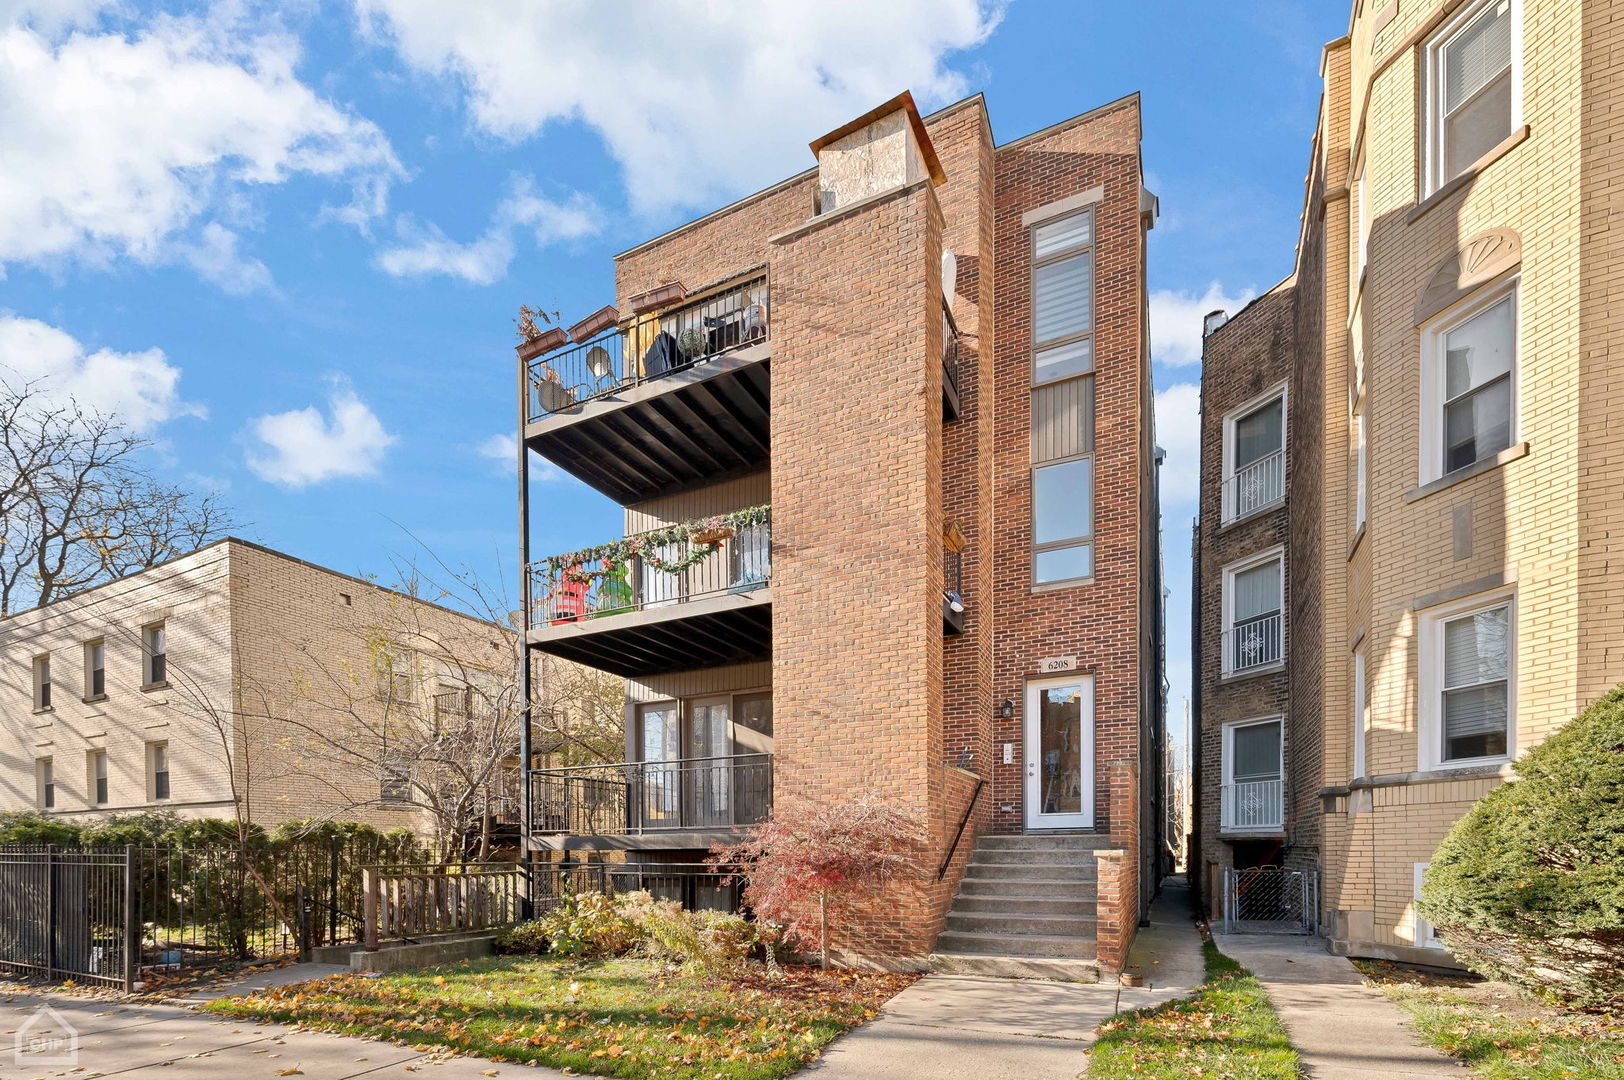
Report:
1424,287,1516,480
1223,392,1286,522
1222,551,1285,675
1352,646,1368,778
1029,207,1095,585
142,622,167,687
1440,603,1511,762
1353,402,1367,531
638,702,680,824
32,655,52,711
84,639,106,700
88,750,108,806
37,759,54,810
1427,0,1519,191
1355,159,1370,284
1221,718,1283,832
148,741,171,801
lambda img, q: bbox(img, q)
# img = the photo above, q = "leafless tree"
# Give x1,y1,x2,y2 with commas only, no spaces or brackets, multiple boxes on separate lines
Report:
0,379,236,617
242,553,622,861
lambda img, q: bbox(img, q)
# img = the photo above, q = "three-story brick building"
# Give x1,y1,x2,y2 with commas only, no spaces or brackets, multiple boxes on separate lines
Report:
519,91,1166,976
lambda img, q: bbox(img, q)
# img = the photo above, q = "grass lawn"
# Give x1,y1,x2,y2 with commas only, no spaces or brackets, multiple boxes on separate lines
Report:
1086,941,1300,1080
1357,961,1624,1080
203,955,915,1080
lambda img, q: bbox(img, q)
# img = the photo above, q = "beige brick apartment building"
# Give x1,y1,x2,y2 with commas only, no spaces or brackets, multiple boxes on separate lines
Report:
0,538,513,842
1195,0,1624,964
518,91,1165,976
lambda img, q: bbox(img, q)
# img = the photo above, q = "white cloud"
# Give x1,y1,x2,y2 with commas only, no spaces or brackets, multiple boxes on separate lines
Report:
1154,382,1201,510
0,313,201,432
356,0,1002,214
0,8,402,286
476,431,562,481
246,379,395,488
1149,282,1257,367
376,180,599,285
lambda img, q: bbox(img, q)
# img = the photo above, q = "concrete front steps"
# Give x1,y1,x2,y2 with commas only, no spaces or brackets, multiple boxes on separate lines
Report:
928,833,1110,981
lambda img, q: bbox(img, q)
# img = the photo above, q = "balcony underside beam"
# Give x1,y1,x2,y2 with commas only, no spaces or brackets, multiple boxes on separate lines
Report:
524,348,770,504
528,593,772,677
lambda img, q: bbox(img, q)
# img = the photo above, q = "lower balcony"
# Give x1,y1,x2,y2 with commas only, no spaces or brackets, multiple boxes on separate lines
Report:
530,753,772,849
1220,779,1284,834
528,508,771,677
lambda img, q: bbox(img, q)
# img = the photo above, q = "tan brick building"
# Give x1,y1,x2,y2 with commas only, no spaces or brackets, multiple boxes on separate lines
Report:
520,91,1166,975
0,538,514,843
1196,0,1624,963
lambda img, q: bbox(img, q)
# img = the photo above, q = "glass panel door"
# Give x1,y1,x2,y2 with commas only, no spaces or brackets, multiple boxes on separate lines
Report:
1024,675,1094,829
638,703,679,827
686,698,731,825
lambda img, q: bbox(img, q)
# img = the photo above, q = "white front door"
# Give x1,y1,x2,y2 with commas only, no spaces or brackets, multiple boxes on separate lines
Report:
1024,674,1095,830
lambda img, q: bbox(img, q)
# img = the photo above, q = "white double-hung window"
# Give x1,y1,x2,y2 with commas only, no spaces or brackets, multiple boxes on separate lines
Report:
1422,282,1517,482
1221,717,1284,832
1222,390,1286,523
1425,0,1521,193
1419,592,1514,770
1222,548,1285,676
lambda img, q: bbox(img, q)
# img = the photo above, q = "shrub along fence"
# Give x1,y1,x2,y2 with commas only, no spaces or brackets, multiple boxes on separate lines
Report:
0,831,427,990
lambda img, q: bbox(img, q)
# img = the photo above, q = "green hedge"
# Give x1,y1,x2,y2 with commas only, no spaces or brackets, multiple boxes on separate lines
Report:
1419,683,1624,1010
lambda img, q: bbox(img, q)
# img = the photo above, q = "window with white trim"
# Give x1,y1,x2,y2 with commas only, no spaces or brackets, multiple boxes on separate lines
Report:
36,758,54,810
1352,645,1368,778
1414,863,1443,948
1221,549,1285,676
84,639,106,700
147,741,171,802
32,654,51,711
88,749,108,806
1029,208,1096,585
1355,158,1370,283
1421,281,1516,482
1420,593,1513,769
142,622,167,687
1425,0,1520,193
1352,403,1367,531
1222,390,1286,523
1221,717,1284,832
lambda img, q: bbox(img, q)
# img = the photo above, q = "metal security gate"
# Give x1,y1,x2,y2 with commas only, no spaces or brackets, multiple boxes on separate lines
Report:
0,850,133,988
1222,866,1318,935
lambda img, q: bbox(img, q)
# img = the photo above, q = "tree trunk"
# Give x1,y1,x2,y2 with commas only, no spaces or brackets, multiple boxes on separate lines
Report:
819,891,829,971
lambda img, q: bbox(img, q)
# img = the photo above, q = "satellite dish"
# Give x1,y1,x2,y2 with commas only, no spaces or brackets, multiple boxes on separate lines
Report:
586,346,613,380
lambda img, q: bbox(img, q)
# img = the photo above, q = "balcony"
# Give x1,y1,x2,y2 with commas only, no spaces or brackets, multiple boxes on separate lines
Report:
1222,449,1285,523
531,753,772,848
523,272,771,504
942,302,962,421
1222,612,1284,676
527,507,772,677
1221,779,1284,833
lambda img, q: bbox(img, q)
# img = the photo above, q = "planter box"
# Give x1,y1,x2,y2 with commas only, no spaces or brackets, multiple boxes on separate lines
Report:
691,526,735,545
516,327,569,361
568,305,620,342
627,281,687,313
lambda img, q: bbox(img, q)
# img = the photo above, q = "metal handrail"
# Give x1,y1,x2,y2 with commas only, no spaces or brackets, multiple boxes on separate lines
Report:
937,777,985,880
942,301,961,402
1224,449,1285,521
527,271,768,421
1222,612,1285,674
530,753,773,835
1220,779,1285,831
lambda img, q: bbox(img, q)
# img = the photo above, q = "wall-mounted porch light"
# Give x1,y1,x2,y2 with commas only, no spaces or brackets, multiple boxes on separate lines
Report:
997,698,1015,720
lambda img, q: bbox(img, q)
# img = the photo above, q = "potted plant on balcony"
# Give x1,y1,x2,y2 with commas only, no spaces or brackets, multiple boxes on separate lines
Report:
690,515,736,546
514,304,568,363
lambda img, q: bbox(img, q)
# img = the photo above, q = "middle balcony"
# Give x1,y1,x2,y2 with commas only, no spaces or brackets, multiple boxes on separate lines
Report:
528,506,771,677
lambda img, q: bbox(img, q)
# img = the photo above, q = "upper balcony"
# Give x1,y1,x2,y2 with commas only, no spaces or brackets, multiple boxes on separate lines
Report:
522,272,771,505
526,506,771,677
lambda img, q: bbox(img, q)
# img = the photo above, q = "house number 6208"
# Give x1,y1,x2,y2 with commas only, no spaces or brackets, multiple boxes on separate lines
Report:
1038,656,1077,672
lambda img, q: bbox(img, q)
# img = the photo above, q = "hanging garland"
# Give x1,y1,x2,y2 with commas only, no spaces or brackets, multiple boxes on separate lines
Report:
545,504,770,586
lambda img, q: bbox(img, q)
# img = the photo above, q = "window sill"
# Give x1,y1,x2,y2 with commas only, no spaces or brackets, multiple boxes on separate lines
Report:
1418,755,1511,776
1219,661,1286,684
32,706,55,716
1408,125,1531,224
1219,826,1285,838
1405,442,1528,503
82,694,108,705
141,681,171,693
1031,576,1094,594
1346,522,1367,561
1218,498,1286,533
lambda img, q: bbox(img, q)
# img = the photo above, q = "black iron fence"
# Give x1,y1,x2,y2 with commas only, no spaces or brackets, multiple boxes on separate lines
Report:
942,301,961,405
528,273,768,420
531,753,773,836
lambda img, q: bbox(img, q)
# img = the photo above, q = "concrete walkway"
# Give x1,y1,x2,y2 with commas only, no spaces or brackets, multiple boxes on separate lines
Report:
809,881,1207,1079
1214,934,1469,1080
0,987,555,1079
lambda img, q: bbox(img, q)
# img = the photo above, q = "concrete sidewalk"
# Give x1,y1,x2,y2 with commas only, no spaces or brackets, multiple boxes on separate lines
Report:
0,988,553,1079
808,880,1206,1079
1214,934,1468,1080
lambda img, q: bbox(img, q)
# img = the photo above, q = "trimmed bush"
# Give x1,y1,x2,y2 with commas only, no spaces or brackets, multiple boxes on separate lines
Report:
1419,683,1624,1010
538,891,640,958
494,920,552,955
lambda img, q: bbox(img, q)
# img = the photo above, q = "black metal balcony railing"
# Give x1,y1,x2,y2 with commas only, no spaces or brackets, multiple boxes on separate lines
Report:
530,511,770,627
531,753,773,835
528,273,769,421
942,301,961,404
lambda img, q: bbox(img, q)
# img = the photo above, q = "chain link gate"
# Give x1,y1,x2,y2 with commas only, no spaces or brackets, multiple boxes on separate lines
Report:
1222,866,1319,935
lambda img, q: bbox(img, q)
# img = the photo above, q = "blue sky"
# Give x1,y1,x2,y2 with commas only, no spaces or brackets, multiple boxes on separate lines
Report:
0,0,1348,741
